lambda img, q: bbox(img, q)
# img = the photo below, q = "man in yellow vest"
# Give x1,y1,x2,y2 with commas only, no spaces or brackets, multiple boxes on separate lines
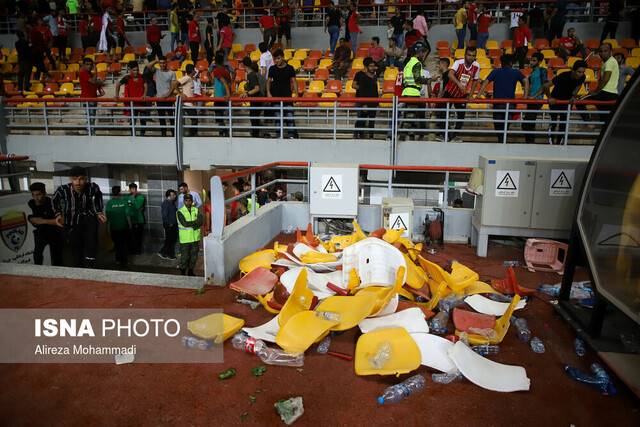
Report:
177,193,203,276
401,42,431,139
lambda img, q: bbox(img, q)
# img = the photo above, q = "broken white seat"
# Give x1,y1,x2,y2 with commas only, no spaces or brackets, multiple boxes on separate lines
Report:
341,238,406,287
410,333,457,373
359,307,429,334
464,294,527,316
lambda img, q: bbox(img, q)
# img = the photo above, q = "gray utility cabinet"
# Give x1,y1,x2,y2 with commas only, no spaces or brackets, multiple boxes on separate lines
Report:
471,156,587,257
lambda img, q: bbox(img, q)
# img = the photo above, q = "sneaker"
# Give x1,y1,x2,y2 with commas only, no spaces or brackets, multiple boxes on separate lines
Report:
449,136,463,143
166,256,177,260
157,252,168,260
433,135,445,142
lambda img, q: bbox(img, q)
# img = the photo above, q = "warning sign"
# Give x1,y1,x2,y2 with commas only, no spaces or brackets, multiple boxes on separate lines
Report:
388,212,410,236
495,170,519,197
549,169,574,197
321,175,342,199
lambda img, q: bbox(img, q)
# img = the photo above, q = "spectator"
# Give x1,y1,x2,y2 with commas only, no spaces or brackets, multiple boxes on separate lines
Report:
89,11,102,49
413,8,429,41
614,52,635,95
179,6,189,44
556,27,587,61
178,182,203,208
177,63,199,136
115,61,148,137
209,52,232,137
267,48,299,139
27,23,48,81
368,36,386,74
42,10,59,51
126,183,145,255
66,0,80,15
147,59,177,137
466,2,477,43
454,3,467,49
548,0,567,41
277,1,293,49
528,3,545,39
332,38,352,79
52,166,106,268
174,40,188,62
204,17,215,64
477,54,529,143
79,14,89,49
437,47,480,142
523,52,547,144
15,31,31,92
509,3,524,41
385,37,404,68
55,11,68,62
401,42,430,139
241,57,267,138
37,17,56,71
105,186,129,268
325,2,342,54
79,57,105,135
601,0,623,42
577,43,619,120
27,182,63,266
159,189,178,260
97,8,114,55
388,9,405,48
177,193,202,276
146,17,164,61
188,14,201,62
347,3,362,54
353,57,379,139
513,15,532,69
476,5,492,50
115,14,130,50
275,187,287,201
543,60,587,144
259,8,276,48
292,191,304,201
169,3,180,51
217,19,234,61
215,6,231,42
404,19,422,50
259,41,274,77
432,57,451,97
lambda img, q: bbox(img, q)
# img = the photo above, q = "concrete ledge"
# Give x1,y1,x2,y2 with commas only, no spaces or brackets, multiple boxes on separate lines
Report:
0,263,204,289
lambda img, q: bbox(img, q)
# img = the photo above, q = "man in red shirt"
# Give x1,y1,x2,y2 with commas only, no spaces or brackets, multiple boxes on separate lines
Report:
259,8,276,48
556,27,587,61
188,14,201,62
55,11,68,62
115,14,130,50
210,51,232,137
79,15,89,49
476,6,492,49
467,2,478,42
115,61,148,137
277,2,293,49
347,3,361,54
217,22,234,62
37,17,56,70
79,57,105,135
28,23,49,81
90,13,102,49
146,17,164,61
513,15,532,69
368,36,386,76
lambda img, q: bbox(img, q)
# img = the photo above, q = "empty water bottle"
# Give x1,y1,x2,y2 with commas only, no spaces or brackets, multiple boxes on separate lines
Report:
316,336,331,354
530,337,545,353
564,363,617,395
488,293,513,303
503,260,521,267
574,338,586,357
429,311,449,335
370,341,391,369
438,294,464,314
432,370,463,384
315,311,341,322
182,335,213,350
511,317,532,343
232,332,304,367
472,344,500,356
377,374,426,404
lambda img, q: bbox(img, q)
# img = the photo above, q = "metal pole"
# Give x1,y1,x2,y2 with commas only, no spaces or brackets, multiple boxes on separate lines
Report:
43,103,49,135
251,173,257,216
444,102,450,142
228,100,232,138
444,171,450,208
280,101,284,139
502,102,509,144
564,103,571,145
85,101,91,135
332,100,337,140
130,102,135,136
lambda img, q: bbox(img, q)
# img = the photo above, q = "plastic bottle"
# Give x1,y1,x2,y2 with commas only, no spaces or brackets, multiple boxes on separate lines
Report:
472,344,500,356
182,335,213,350
369,341,391,369
432,370,463,384
232,333,304,367
574,338,586,357
428,311,449,334
315,311,341,322
564,363,617,395
377,374,426,404
438,294,464,314
503,260,521,267
511,317,532,343
530,337,545,353
487,293,512,303
316,336,331,354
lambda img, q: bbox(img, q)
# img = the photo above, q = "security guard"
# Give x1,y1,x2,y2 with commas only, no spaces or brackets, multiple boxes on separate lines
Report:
176,193,203,276
401,42,431,139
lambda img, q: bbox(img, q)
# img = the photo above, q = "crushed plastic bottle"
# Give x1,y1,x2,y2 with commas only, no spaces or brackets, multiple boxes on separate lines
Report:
511,317,532,343
316,336,331,354
232,332,304,367
315,311,341,322
564,363,617,395
487,293,513,303
472,344,500,356
537,281,593,299
503,260,521,267
369,341,391,369
438,294,465,314
377,374,426,404
530,337,545,353
574,338,586,357
182,335,213,350
432,369,463,384
428,311,449,334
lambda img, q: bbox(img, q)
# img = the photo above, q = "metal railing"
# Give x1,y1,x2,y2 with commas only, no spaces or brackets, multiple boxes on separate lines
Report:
3,95,615,146
0,1,623,35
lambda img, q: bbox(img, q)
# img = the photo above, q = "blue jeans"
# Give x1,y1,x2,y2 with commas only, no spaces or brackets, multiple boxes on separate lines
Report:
170,32,179,51
477,32,489,49
328,25,339,54
456,28,466,49
394,33,404,49
468,23,477,41
350,32,359,54
387,57,402,67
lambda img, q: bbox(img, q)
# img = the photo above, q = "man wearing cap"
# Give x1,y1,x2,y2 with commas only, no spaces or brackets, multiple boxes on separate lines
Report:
401,42,431,139
176,193,203,276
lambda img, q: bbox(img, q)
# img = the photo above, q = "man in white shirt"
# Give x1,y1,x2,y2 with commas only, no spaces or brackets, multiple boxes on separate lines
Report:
178,63,198,136
258,42,274,77
177,182,203,208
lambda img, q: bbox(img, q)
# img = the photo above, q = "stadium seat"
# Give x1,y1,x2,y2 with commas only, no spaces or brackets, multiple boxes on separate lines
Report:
314,68,330,81
296,79,307,95
627,56,640,68
250,50,261,62
338,92,356,107
120,53,136,64
382,67,398,81
566,56,580,68
293,50,308,61
477,57,492,69
234,68,247,83
356,47,368,58
556,68,570,75
24,82,44,96
175,70,183,79
541,49,556,59
61,72,77,83
308,80,325,93
231,43,243,55
585,39,599,50
500,40,512,49
437,48,450,58
351,58,364,71
180,60,194,71
308,50,322,60
244,43,256,53
325,79,342,93
303,58,319,73
584,68,596,83
382,80,396,94
235,51,247,61
380,93,393,108
288,59,302,71
631,48,640,57
602,39,619,48
319,92,337,107
297,91,318,107
199,70,210,84
318,58,333,69
547,57,565,69
587,57,602,70
620,39,637,50
613,47,627,57
134,46,147,58
454,48,465,59
284,49,295,60
43,83,59,95
479,68,491,80
488,49,501,60
534,39,550,50
55,82,80,96
436,40,450,51
486,40,499,50
476,49,487,59
196,60,209,72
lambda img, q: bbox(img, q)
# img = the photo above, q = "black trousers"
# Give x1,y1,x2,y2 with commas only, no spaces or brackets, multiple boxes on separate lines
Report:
110,228,129,265
161,224,178,258
44,48,56,70
32,54,48,80
492,103,514,143
66,216,99,268
189,41,199,62
149,42,163,61
129,223,144,255
157,101,174,136
18,60,32,91
179,241,199,271
204,41,214,64
549,103,568,145
55,35,67,59
522,103,539,144
600,21,618,42
248,102,263,137
33,228,63,266
437,92,467,140
514,46,528,69
355,104,377,137
576,91,617,121
214,101,228,136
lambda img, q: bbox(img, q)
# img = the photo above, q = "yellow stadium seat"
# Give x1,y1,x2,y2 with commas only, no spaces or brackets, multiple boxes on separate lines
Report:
626,56,640,68
631,47,640,57
476,49,487,59
319,92,337,107
351,58,364,71
485,40,499,50
54,82,80,96
603,38,619,48
477,57,492,69
318,58,333,69
284,49,295,60
566,56,580,68
584,68,596,82
293,50,308,60
556,68,570,75
344,80,356,94
175,70,183,79
18,94,39,108
24,82,44,96
308,80,325,93
479,68,492,80
541,49,556,59
96,63,108,73
66,63,80,73
120,53,136,64
383,67,398,81
380,93,393,108
180,60,194,71
231,43,243,54
288,59,302,71
454,48,465,59
250,50,261,62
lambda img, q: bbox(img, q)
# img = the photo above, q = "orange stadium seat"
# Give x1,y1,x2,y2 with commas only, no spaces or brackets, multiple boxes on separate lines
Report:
303,58,318,73
314,68,329,81
325,79,342,94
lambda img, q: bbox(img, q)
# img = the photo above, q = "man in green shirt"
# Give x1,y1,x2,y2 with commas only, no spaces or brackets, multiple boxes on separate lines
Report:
127,183,146,255
577,42,619,122
177,193,203,276
105,186,129,268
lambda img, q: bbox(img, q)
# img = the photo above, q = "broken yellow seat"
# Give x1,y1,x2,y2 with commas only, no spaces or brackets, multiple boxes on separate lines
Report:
456,295,521,345
276,310,339,354
418,256,478,294
355,327,421,376
239,249,276,275
278,269,314,327
356,267,405,316
315,293,378,331
403,253,428,289
187,313,245,343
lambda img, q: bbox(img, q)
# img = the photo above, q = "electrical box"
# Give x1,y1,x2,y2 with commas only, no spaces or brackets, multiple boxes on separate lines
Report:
309,163,359,217
381,197,414,237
